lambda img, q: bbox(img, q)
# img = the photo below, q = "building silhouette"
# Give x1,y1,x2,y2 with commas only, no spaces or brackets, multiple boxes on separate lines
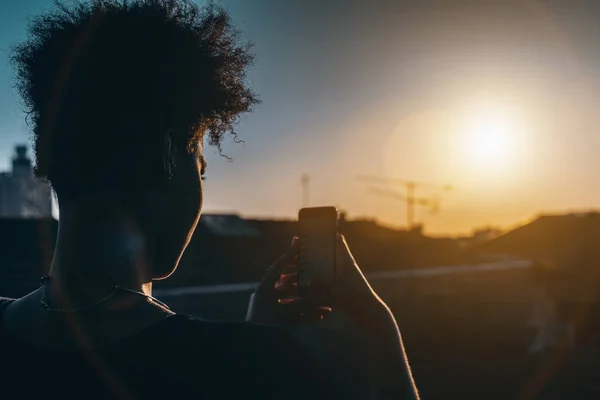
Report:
0,145,53,218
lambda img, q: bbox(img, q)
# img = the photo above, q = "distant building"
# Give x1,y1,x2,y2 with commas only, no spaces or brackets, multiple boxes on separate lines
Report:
199,214,261,237
0,145,53,218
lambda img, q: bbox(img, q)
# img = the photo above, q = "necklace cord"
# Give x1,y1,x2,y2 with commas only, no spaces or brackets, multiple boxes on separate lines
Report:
39,276,170,312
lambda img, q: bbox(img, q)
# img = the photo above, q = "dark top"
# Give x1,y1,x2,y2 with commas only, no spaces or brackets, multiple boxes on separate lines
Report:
0,298,339,399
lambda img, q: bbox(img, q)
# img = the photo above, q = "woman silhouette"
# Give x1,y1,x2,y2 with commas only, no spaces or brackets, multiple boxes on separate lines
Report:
0,1,418,399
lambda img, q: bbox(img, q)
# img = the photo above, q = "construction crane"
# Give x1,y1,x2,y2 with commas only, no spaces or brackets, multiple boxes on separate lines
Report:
357,175,454,229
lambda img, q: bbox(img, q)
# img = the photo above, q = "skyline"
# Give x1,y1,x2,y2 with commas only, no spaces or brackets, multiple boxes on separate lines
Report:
3,0,600,234
0,142,590,238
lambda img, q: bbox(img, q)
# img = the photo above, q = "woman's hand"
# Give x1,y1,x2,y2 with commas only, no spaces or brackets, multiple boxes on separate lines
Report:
245,237,300,324
246,235,385,322
246,235,419,399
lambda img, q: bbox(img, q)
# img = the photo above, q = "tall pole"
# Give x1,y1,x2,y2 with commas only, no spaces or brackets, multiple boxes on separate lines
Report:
406,182,415,229
301,174,310,208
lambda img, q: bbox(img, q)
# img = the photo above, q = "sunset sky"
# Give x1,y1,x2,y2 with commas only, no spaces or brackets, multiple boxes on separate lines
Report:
2,0,600,235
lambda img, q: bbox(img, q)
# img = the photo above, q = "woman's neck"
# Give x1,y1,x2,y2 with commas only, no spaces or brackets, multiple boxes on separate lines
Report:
47,197,155,307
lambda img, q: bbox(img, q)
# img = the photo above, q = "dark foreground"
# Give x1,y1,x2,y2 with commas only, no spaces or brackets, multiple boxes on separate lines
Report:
157,264,600,400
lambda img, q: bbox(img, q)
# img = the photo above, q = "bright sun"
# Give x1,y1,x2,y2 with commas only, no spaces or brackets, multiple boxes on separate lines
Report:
467,113,515,167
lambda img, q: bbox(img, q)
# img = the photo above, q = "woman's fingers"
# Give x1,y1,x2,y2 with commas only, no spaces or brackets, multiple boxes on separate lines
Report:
275,272,298,290
257,237,299,293
253,234,375,318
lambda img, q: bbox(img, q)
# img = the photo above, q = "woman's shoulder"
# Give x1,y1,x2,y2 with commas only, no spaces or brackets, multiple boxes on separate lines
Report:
148,316,308,383
152,315,334,397
160,315,323,369
151,314,319,376
0,297,15,315
155,314,292,349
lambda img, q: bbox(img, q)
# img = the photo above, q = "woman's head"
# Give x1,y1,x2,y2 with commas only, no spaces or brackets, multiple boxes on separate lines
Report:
12,0,259,278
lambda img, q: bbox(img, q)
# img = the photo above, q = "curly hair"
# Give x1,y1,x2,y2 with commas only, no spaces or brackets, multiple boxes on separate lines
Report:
12,0,259,199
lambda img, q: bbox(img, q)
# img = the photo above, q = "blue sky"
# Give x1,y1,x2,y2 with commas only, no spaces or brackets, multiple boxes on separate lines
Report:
3,0,600,235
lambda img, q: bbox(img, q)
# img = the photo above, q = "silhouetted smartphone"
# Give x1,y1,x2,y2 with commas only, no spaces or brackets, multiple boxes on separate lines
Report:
298,206,338,295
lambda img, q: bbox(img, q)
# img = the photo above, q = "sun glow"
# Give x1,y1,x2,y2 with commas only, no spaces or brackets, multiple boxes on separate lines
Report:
466,111,517,168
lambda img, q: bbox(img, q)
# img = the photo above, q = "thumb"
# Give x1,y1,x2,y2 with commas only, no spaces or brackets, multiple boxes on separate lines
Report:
257,236,298,292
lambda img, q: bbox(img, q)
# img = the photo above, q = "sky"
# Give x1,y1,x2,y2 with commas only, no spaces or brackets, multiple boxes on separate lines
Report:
2,0,600,235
